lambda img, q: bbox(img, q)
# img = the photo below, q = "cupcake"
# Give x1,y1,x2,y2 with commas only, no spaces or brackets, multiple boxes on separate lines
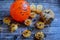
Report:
36,4,43,14
35,32,44,40
3,17,11,25
22,30,31,37
30,12,36,18
24,19,32,26
10,23,18,32
43,9,55,25
36,22,45,29
30,3,36,12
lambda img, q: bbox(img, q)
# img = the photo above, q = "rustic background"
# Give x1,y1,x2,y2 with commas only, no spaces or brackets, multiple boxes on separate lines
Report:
0,0,60,40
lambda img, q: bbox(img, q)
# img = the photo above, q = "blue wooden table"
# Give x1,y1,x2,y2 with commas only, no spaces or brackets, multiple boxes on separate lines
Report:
0,0,60,40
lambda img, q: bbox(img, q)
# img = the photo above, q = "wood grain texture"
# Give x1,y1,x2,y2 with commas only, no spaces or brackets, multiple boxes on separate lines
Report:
0,0,60,40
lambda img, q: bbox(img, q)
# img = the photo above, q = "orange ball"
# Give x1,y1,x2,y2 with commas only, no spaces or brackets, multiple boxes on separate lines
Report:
10,0,31,23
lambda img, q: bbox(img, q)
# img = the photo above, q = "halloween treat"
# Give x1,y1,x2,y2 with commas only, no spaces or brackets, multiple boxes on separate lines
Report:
2,1,55,39
37,4,43,13
36,22,45,29
35,32,44,40
30,3,36,12
10,23,18,32
30,12,36,18
10,0,31,23
24,19,32,26
3,17,11,25
22,30,31,37
42,9,55,25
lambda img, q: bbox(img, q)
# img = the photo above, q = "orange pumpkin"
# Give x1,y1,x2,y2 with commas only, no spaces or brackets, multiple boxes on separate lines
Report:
10,0,31,23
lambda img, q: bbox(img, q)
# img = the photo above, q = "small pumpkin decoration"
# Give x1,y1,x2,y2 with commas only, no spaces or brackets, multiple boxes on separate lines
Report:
10,0,31,23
